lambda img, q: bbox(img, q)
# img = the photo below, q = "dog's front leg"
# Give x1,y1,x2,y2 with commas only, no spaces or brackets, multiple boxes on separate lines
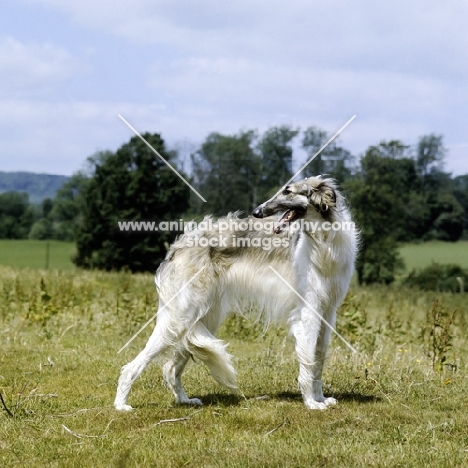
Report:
291,308,337,410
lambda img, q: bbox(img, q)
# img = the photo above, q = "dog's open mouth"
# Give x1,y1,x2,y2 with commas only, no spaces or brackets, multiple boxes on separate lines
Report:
274,208,305,234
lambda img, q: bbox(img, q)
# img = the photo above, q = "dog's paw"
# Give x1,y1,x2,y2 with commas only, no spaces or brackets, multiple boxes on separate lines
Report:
323,397,337,406
304,397,337,410
115,404,133,412
175,394,203,405
181,397,203,406
305,400,328,410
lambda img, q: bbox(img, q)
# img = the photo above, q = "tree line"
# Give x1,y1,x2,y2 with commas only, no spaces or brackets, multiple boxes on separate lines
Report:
1,126,467,283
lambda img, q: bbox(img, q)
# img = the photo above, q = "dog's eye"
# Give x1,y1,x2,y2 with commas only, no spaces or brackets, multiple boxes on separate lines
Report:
282,188,291,195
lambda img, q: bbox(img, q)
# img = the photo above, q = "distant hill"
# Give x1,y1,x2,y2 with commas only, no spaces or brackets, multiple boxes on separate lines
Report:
0,171,69,204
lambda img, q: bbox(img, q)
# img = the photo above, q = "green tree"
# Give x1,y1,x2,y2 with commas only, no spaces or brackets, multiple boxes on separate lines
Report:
452,175,468,235
29,198,55,240
191,131,261,216
416,134,447,193
50,172,90,241
29,218,54,240
257,126,298,199
430,193,465,242
345,141,414,284
0,191,34,239
74,134,190,272
413,134,464,241
302,126,354,181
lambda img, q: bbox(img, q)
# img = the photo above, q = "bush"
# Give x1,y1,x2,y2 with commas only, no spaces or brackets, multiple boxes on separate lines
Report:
29,219,55,240
403,263,467,292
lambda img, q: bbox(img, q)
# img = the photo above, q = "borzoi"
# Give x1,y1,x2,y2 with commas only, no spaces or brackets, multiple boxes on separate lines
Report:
114,176,358,411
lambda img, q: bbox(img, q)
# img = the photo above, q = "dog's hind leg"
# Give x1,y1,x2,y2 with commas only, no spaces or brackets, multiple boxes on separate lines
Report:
164,308,237,405
163,349,203,406
114,302,175,411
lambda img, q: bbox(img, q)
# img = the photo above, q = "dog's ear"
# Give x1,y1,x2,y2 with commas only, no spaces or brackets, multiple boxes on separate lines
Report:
307,181,336,217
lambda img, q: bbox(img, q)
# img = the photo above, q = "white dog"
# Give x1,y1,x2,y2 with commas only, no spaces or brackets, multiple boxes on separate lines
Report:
115,176,358,411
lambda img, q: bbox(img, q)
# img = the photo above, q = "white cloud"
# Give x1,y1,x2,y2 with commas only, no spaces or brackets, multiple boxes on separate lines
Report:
0,36,89,97
25,0,468,75
5,0,468,175
146,56,456,142
0,100,150,174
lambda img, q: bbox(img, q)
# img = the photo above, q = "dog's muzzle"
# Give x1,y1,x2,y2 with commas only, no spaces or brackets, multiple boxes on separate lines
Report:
252,205,264,218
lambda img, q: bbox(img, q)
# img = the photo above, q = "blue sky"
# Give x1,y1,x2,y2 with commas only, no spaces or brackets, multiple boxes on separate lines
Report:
0,0,467,176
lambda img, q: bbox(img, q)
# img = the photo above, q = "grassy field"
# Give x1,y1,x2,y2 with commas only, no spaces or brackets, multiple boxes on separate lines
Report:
0,240,76,270
400,240,468,272
1,266,467,467
1,239,467,274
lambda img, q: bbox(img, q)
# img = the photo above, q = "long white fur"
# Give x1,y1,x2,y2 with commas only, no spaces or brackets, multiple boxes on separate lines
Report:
114,176,358,411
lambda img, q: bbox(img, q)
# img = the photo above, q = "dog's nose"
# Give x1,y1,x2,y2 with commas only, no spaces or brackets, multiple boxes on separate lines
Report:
252,205,264,218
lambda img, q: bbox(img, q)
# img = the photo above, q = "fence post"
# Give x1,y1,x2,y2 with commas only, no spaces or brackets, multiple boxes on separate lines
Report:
45,242,50,270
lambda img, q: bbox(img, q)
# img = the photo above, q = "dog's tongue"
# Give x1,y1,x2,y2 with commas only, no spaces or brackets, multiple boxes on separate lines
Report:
274,209,296,234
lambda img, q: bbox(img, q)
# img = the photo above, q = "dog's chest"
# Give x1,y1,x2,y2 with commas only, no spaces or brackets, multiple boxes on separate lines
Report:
293,232,340,281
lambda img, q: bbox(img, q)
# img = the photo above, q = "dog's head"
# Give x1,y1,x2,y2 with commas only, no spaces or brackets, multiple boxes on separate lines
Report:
252,176,337,233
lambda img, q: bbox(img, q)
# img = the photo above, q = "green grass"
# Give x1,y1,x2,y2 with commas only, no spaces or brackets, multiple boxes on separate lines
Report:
0,240,75,270
1,267,467,467
400,240,468,272
0,239,467,275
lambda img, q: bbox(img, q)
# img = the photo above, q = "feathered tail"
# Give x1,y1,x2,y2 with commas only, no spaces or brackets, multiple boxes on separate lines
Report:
184,322,238,392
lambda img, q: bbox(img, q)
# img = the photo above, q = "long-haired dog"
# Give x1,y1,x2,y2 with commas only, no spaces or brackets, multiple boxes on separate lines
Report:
114,176,358,411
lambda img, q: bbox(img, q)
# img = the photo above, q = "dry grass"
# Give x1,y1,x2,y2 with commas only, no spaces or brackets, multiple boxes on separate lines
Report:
1,266,467,467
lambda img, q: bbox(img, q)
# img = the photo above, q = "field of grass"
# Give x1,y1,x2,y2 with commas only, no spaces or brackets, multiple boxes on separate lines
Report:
0,240,76,270
400,240,468,272
1,266,467,467
1,239,467,275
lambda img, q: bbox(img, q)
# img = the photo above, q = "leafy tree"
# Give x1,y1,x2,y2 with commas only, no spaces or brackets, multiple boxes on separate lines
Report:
74,134,190,272
413,135,465,241
42,198,53,218
345,142,414,284
453,174,468,191
429,193,465,241
257,126,298,199
29,218,54,240
416,134,447,193
375,139,411,159
302,126,354,181
452,175,468,235
404,191,431,240
348,136,465,262
0,191,34,239
50,172,90,241
357,142,419,240
29,198,55,240
191,131,261,216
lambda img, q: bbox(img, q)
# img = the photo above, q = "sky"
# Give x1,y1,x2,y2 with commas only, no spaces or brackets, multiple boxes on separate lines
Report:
0,0,467,176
